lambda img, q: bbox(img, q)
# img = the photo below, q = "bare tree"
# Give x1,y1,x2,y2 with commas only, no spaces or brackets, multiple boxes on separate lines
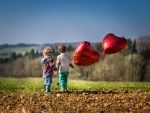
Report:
137,36,150,53
137,36,150,81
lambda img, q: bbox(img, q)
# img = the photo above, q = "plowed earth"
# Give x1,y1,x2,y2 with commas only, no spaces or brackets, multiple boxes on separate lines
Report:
0,90,150,113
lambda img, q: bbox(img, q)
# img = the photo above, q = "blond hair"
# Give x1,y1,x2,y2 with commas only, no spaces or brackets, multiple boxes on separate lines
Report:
42,47,52,56
58,44,66,53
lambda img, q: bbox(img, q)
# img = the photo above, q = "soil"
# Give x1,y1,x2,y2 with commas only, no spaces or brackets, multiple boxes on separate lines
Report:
0,90,150,113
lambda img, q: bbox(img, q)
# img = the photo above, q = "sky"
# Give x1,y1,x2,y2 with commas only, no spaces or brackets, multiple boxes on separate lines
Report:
0,0,150,45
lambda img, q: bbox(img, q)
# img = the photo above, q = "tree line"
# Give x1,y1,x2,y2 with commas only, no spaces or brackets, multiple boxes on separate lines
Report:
0,36,150,82
0,43,39,48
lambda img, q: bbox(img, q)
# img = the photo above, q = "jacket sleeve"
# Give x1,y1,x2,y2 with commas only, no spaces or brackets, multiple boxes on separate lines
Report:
41,58,47,73
49,58,57,71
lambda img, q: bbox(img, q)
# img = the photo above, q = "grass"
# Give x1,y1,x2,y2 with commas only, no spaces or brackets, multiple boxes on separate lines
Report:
68,80,150,92
0,46,36,53
0,77,150,92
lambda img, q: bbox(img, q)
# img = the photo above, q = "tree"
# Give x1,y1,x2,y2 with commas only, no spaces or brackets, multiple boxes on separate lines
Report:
136,36,150,82
24,52,28,57
131,39,137,54
25,58,42,77
0,57,8,64
94,43,101,52
137,36,150,54
17,53,23,58
29,49,35,59
35,50,39,58
52,48,55,55
127,38,133,54
9,52,17,62
55,46,59,56
67,44,74,51
120,38,133,56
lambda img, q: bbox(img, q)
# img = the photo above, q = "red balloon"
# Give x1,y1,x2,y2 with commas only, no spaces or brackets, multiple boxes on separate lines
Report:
74,41,100,66
102,33,128,54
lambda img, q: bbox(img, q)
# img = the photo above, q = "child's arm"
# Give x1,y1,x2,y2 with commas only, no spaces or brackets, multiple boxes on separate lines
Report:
49,58,57,71
56,56,61,73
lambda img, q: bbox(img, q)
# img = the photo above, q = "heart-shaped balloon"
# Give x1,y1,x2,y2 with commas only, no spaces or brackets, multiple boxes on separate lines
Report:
102,33,128,54
74,41,100,66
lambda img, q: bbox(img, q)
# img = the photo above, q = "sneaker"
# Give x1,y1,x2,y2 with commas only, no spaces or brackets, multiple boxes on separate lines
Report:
60,88,65,92
65,88,69,91
56,83,59,88
45,92,53,95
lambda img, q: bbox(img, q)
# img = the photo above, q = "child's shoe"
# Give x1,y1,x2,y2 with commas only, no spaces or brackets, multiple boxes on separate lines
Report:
65,88,70,93
45,91,53,95
45,85,53,95
56,83,59,88
60,88,65,92
65,88,69,91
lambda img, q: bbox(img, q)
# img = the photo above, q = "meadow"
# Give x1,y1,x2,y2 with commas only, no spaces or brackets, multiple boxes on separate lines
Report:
0,77,150,96
0,77,150,90
0,46,36,53
0,46,36,58
0,77,150,112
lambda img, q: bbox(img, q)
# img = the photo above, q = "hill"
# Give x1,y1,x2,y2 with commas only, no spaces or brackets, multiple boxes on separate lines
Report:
0,43,39,57
34,42,80,52
0,43,39,48
34,42,101,52
0,42,101,57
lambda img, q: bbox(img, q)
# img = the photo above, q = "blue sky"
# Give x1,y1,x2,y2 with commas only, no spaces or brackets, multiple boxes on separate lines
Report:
0,0,150,44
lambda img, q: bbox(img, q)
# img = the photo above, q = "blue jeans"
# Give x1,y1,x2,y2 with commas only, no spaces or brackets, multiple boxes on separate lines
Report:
43,75,52,92
58,72,69,89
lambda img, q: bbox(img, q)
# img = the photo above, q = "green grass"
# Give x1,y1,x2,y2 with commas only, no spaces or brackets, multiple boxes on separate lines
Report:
0,77,150,92
0,46,36,58
0,46,36,53
68,80,150,92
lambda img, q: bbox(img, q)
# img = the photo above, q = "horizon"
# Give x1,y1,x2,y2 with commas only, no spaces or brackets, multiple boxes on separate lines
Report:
0,41,103,46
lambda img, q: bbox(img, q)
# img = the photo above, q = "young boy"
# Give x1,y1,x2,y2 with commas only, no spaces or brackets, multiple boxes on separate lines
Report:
41,47,57,94
56,44,74,92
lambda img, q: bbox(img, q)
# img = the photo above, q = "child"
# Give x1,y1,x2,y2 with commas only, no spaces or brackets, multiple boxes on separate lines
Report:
41,47,57,94
56,44,74,92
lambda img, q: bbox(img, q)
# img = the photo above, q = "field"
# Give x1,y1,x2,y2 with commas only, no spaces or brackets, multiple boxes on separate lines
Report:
0,46,36,58
0,78,150,113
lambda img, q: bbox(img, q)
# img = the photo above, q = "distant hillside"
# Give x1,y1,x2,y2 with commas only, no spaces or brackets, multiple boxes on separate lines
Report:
34,42,101,52
0,43,39,58
34,42,79,52
0,42,101,57
0,43,39,48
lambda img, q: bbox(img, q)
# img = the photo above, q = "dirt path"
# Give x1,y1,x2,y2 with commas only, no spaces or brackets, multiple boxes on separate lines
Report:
0,90,150,113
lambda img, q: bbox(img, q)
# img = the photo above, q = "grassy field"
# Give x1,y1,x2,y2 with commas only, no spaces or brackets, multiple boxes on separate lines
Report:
0,46,36,58
0,46,36,53
0,77,150,92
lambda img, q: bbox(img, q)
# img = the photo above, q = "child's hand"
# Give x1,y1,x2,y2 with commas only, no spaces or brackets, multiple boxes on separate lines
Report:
54,68,57,71
53,66,57,71
69,63,74,68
